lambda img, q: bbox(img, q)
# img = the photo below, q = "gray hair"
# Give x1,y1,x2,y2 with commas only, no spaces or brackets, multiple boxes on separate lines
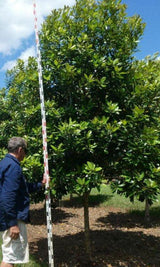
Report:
8,137,27,153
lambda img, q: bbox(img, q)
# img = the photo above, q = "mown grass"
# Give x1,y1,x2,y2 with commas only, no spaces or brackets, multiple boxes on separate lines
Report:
91,184,148,210
91,184,160,211
61,184,160,216
16,259,48,267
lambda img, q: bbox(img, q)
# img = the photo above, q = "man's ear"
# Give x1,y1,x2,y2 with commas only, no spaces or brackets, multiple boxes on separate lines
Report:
18,147,23,153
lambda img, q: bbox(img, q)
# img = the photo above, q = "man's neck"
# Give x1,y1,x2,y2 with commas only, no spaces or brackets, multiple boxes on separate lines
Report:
9,153,19,161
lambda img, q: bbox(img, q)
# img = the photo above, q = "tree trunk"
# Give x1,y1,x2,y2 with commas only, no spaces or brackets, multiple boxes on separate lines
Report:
83,191,92,261
145,198,150,225
70,193,73,201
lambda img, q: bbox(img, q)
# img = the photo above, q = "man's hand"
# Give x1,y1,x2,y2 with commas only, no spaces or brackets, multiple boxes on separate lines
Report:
42,173,50,187
9,225,20,240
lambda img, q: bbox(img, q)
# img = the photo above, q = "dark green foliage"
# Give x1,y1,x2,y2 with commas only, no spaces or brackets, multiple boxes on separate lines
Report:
111,56,160,205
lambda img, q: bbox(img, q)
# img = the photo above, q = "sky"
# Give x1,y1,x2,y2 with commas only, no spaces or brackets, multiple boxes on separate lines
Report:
0,0,159,89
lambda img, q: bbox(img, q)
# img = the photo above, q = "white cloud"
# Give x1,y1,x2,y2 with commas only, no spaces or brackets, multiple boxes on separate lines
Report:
0,0,75,55
1,46,36,71
0,0,75,85
0,0,33,55
1,60,17,72
20,46,36,61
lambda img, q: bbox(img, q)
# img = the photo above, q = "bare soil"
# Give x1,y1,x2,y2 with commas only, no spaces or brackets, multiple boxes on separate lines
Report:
28,201,160,267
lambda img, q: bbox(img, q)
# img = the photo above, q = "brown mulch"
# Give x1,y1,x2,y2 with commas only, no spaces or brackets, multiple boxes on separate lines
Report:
27,201,160,267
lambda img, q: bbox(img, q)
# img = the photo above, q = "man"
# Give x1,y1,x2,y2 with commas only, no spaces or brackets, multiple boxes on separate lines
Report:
0,137,46,267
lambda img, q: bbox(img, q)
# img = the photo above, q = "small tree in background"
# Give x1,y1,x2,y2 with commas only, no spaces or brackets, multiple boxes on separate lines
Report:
111,55,160,224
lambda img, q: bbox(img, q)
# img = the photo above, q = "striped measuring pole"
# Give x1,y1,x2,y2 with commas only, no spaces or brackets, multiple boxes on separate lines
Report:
33,1,54,266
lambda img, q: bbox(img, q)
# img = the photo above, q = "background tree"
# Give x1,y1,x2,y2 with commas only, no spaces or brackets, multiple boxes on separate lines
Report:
0,58,60,201
111,55,160,224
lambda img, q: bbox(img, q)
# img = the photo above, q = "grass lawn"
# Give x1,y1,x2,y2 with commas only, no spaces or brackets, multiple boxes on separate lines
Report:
16,259,47,267
62,183,160,216
91,184,150,210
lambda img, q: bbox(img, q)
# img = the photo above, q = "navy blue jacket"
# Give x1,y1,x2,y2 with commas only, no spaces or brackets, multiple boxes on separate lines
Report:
0,154,42,231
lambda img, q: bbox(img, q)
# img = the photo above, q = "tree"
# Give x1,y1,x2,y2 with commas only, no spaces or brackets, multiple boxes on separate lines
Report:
111,55,160,224
38,0,145,259
0,58,60,202
40,0,145,119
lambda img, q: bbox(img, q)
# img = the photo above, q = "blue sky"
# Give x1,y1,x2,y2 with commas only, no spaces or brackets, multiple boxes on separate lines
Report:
122,0,160,59
0,0,159,89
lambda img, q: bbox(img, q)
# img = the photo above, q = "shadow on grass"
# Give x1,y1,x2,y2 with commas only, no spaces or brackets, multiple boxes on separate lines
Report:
97,206,160,229
29,229,160,267
60,194,113,208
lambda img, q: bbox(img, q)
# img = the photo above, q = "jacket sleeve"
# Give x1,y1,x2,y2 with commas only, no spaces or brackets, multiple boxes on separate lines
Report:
1,165,21,228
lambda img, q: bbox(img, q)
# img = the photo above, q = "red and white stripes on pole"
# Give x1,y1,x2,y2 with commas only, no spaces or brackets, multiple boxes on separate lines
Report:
33,1,54,266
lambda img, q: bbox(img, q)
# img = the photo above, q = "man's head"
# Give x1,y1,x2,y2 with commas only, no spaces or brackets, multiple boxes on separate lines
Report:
8,137,27,162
